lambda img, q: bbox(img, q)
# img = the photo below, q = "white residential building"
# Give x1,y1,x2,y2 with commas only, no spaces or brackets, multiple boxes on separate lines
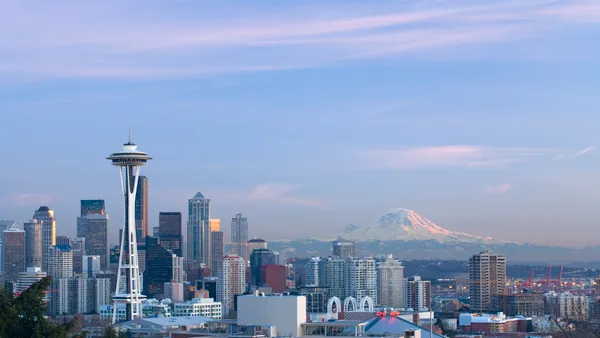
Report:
377,254,404,308
173,298,222,319
172,255,185,283
218,254,246,317
405,276,432,311
346,257,378,305
545,291,589,320
48,245,73,279
15,267,47,295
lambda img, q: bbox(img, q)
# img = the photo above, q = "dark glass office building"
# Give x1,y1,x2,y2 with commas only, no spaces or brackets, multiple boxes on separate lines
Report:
135,176,148,245
143,236,173,297
249,248,276,288
80,200,105,216
158,212,182,256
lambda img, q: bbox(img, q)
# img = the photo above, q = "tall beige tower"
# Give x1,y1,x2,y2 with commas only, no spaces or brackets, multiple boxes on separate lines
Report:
469,251,506,312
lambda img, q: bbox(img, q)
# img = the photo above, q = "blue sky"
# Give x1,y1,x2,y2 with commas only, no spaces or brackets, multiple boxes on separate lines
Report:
1,0,600,247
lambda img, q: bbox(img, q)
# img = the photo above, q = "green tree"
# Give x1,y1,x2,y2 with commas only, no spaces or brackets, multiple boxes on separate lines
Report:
0,277,73,338
103,326,127,338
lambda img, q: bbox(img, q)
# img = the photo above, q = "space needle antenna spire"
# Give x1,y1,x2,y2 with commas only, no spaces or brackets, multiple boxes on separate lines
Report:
107,134,152,323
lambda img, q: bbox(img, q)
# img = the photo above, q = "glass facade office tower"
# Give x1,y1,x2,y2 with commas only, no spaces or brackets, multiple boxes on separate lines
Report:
187,192,210,266
231,213,248,262
77,214,109,270
24,219,43,269
33,206,56,272
135,176,148,245
81,200,105,216
158,212,182,257
2,228,26,283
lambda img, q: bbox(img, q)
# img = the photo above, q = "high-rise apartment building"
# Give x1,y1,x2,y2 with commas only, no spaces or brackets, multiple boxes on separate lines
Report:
159,212,182,256
77,214,109,270
218,255,246,317
469,251,507,312
2,228,26,283
33,206,56,272
346,257,377,305
81,199,106,216
187,192,210,266
24,219,43,269
333,241,356,259
325,257,347,300
211,231,224,277
231,213,248,262
135,176,149,244
405,276,431,310
249,248,277,288
48,245,73,279
377,254,404,308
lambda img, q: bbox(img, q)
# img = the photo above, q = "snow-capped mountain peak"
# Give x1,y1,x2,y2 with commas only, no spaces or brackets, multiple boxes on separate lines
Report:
339,208,505,244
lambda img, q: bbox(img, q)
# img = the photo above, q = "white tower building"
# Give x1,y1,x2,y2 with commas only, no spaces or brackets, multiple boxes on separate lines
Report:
377,254,404,308
107,137,152,323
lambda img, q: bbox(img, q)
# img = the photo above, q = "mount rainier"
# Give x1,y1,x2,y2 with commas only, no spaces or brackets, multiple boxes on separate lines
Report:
337,208,507,244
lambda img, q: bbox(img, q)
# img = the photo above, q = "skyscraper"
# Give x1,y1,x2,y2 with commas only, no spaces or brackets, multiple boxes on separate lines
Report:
218,255,246,317
77,214,109,270
210,230,224,277
24,219,43,269
377,254,404,308
325,257,347,300
48,245,73,279
346,257,378,305
404,276,431,310
159,212,182,256
470,251,507,312
304,257,321,287
333,241,355,259
135,176,149,244
143,236,174,298
56,236,71,247
107,138,151,323
71,237,86,274
187,192,210,266
247,238,267,257
33,206,56,272
249,248,277,288
2,228,25,283
81,199,106,216
231,213,248,262
209,218,220,232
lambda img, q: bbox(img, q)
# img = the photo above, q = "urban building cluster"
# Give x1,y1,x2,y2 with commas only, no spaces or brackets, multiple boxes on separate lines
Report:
1,140,598,337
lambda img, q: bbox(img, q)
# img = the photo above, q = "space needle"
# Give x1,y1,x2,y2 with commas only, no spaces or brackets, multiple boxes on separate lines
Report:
107,134,152,323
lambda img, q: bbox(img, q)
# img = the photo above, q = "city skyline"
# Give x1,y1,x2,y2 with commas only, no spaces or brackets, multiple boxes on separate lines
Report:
2,1,600,247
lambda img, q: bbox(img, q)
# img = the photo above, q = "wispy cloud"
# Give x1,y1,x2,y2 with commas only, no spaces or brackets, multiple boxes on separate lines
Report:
571,146,596,159
1,0,599,80
217,183,320,207
553,154,565,161
11,193,55,207
361,145,552,170
483,184,512,195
